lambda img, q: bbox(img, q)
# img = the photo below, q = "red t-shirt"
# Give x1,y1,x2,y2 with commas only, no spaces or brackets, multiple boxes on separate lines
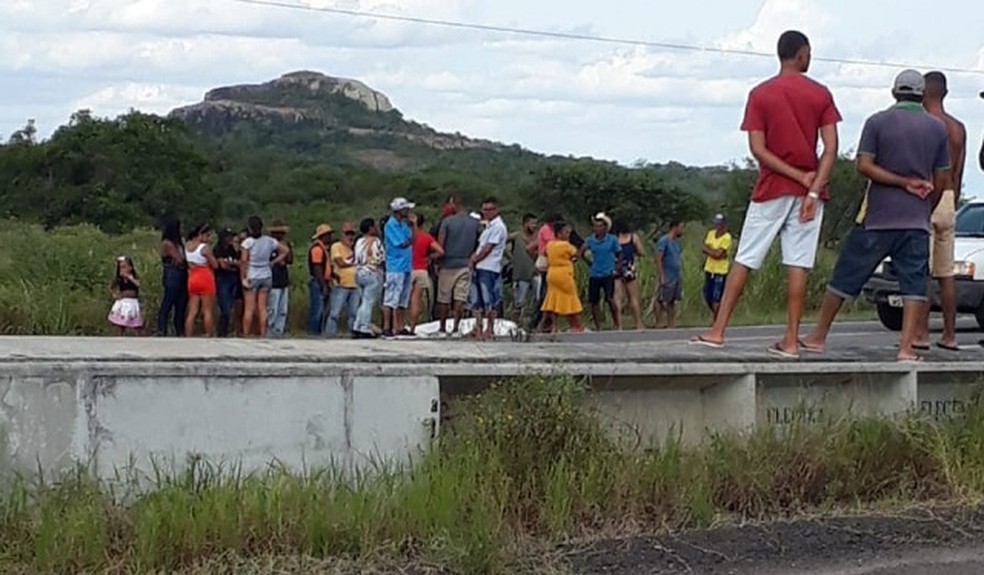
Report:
412,232,436,270
741,73,841,202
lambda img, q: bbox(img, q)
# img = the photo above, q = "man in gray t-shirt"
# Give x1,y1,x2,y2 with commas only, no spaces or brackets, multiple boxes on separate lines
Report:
801,70,950,362
436,197,481,334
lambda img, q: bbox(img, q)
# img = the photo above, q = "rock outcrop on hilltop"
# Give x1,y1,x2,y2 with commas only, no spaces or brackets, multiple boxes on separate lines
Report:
168,71,504,158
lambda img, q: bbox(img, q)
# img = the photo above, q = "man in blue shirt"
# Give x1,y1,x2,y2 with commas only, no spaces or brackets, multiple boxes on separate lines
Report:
579,213,622,330
383,197,416,339
654,220,685,328
800,70,949,362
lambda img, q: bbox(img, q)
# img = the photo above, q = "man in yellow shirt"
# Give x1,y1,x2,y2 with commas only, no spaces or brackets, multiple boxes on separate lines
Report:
326,222,360,336
702,214,733,319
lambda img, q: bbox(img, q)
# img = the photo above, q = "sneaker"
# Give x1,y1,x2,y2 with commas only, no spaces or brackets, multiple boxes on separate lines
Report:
381,330,395,340
397,329,416,338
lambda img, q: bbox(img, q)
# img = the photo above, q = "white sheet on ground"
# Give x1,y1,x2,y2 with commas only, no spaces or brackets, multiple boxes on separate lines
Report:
414,319,520,338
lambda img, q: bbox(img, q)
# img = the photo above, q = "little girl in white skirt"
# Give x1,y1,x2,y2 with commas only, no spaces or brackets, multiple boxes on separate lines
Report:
108,255,143,335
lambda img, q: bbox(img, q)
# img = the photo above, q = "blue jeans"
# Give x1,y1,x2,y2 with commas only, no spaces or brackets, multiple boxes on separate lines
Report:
308,277,327,335
216,274,238,337
267,287,289,337
327,286,361,336
468,269,503,312
355,270,383,334
156,266,188,336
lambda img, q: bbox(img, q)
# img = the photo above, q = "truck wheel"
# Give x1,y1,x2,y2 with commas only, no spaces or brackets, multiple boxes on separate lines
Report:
876,303,903,331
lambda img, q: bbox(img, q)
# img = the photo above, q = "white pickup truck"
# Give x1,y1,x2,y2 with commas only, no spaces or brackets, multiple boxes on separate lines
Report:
862,198,984,331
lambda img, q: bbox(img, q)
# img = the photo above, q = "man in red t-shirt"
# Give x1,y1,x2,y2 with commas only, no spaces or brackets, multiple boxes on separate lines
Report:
409,213,444,333
694,30,841,357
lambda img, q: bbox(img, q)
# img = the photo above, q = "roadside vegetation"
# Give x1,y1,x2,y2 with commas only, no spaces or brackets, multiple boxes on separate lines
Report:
0,220,869,336
1,376,982,573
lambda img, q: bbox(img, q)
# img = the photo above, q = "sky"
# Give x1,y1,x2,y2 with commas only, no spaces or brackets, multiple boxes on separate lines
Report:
2,0,983,195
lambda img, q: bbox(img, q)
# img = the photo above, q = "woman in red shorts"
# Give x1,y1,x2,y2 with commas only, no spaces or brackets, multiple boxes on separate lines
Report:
184,224,218,336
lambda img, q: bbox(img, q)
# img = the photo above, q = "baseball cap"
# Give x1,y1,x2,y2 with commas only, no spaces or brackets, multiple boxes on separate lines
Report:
390,197,415,212
713,213,727,224
893,69,925,97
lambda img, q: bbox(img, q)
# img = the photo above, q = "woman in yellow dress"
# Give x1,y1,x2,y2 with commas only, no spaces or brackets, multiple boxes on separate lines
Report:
541,222,585,334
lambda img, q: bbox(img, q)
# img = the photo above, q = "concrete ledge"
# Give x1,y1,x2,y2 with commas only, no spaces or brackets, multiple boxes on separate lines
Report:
1,337,983,478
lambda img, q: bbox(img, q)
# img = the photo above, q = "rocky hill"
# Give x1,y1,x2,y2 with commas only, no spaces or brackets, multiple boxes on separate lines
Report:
169,71,510,169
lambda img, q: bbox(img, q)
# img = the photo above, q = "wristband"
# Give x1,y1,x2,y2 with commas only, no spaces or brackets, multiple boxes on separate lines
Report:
807,191,820,200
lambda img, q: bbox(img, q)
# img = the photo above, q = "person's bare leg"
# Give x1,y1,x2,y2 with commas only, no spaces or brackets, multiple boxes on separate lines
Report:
395,308,405,333
938,276,957,348
666,304,676,329
778,266,808,353
568,313,585,332
914,280,932,348
697,264,751,344
202,295,215,336
409,284,423,333
452,302,465,334
470,310,484,339
257,291,270,338
117,326,126,337
609,293,622,330
898,299,925,361
438,302,450,333
241,293,255,337
382,308,393,333
484,310,496,340
627,281,642,330
185,296,200,337
800,291,846,351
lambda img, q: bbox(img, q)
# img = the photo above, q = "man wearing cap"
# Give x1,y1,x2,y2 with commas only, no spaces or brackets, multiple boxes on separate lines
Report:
693,30,841,355
307,223,333,335
702,214,733,320
437,196,481,336
914,71,968,352
326,222,360,337
579,212,622,331
800,70,950,362
383,198,416,338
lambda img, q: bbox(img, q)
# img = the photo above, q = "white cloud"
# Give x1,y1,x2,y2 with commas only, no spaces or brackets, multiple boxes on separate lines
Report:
1,0,983,194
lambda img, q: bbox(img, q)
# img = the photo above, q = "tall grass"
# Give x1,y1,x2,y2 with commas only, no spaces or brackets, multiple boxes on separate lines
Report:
0,220,868,335
2,377,984,573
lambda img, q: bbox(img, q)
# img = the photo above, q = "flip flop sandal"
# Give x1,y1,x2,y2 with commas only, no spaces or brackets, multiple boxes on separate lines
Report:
767,343,800,360
797,339,824,354
689,336,723,349
898,355,925,363
896,343,930,351
936,342,961,352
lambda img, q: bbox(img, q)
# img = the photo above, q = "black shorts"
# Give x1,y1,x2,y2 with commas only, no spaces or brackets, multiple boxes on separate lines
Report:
588,277,615,305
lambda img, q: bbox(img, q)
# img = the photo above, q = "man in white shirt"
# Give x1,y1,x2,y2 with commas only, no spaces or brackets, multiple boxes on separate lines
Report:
468,197,508,340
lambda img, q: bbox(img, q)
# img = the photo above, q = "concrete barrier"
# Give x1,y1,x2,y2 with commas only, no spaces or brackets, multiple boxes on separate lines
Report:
0,337,983,479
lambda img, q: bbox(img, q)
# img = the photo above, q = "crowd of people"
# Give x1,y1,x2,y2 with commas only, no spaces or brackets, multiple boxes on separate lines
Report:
107,194,736,339
106,28,980,359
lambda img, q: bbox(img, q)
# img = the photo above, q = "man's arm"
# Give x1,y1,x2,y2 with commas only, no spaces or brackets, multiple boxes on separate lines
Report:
950,121,967,201
812,123,839,194
654,243,665,284
748,131,815,188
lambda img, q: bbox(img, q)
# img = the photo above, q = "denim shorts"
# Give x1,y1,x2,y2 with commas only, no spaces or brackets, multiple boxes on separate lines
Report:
703,273,726,305
469,269,503,312
383,272,413,309
828,226,929,301
245,276,273,292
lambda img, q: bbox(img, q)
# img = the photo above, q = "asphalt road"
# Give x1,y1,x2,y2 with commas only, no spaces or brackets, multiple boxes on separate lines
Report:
536,317,984,351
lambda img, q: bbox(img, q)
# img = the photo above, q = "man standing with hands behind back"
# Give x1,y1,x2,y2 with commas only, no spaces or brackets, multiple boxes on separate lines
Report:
693,30,841,358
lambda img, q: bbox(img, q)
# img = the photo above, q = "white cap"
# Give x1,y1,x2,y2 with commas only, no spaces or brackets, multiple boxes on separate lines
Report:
893,69,925,97
390,197,415,212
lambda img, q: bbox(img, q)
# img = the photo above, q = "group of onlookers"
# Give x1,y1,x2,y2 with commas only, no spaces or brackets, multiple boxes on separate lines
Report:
107,197,738,338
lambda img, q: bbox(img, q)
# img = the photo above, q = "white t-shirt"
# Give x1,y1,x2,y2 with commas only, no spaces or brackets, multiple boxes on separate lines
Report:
475,216,507,273
355,235,385,273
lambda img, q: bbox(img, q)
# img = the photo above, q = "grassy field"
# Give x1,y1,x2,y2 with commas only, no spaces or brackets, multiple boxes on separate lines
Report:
1,376,983,573
0,221,871,336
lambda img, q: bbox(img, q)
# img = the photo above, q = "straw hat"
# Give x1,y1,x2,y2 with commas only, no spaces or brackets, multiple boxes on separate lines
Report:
269,219,290,233
593,212,612,230
311,223,333,240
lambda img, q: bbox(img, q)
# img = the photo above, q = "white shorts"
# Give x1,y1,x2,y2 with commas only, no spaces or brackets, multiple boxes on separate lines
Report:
734,196,824,271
